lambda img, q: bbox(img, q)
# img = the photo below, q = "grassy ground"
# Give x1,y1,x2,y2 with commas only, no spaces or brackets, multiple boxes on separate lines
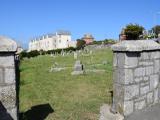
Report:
19,48,113,120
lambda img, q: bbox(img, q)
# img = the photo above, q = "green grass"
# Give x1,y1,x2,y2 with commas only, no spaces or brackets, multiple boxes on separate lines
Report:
19,48,113,120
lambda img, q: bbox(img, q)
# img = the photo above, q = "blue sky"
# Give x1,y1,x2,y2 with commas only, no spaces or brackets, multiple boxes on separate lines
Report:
0,0,160,48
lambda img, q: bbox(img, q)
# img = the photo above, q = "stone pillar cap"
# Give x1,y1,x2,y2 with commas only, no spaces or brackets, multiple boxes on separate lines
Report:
112,40,160,52
0,36,17,52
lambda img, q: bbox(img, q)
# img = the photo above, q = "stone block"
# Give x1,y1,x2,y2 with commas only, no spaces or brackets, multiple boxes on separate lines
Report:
112,40,160,52
0,85,16,109
154,88,159,103
154,59,160,73
150,51,160,59
135,99,146,110
134,67,145,77
124,84,139,100
0,36,17,52
0,68,4,83
147,92,153,104
145,66,153,75
140,81,149,86
116,53,125,68
135,77,143,83
140,52,149,60
150,74,159,90
159,85,160,100
124,69,134,84
113,53,117,67
123,100,133,116
139,61,153,66
112,69,119,83
117,52,138,68
114,68,134,84
114,83,124,103
4,68,15,84
140,85,149,95
143,76,149,81
0,56,15,67
125,53,138,68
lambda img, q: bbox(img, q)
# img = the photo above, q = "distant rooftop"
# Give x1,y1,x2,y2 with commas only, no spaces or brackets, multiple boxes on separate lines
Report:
56,30,71,35
82,34,94,39
30,30,71,42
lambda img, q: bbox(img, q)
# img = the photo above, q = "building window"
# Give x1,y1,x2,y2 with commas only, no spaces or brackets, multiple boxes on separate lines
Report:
59,39,61,43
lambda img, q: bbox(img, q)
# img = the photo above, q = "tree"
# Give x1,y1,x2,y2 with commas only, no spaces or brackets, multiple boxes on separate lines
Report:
124,23,144,40
76,39,86,50
152,25,160,38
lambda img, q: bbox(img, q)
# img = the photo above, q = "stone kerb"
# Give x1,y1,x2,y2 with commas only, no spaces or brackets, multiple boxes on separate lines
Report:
0,36,18,120
112,40,160,117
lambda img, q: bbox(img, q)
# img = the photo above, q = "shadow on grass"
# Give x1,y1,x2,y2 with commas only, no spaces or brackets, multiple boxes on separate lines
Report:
19,103,54,120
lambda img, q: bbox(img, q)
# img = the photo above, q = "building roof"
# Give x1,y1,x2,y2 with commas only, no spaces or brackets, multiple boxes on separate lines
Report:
30,31,71,42
56,30,71,35
82,34,94,39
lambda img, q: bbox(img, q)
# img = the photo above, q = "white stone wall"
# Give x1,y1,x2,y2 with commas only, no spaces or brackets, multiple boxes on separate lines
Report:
28,32,76,51
112,40,160,117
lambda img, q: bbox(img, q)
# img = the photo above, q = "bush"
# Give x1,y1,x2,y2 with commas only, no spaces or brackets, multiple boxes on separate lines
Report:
19,50,28,60
19,47,77,60
124,23,144,40
27,50,40,58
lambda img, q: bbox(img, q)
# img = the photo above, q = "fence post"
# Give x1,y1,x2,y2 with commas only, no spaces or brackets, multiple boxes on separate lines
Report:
111,40,160,117
0,36,18,120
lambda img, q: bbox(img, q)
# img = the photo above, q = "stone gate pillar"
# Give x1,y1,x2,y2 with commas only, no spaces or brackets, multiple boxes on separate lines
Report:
0,36,18,120
111,40,160,117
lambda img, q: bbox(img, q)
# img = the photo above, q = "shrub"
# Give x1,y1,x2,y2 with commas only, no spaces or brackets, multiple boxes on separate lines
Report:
19,50,28,60
27,50,40,58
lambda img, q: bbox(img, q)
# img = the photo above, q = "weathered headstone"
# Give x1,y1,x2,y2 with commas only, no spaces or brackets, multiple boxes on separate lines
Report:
0,36,18,120
74,52,78,59
102,60,107,65
61,49,65,56
71,60,84,75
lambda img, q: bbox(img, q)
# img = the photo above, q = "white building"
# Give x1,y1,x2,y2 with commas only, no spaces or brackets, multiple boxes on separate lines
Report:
28,31,76,51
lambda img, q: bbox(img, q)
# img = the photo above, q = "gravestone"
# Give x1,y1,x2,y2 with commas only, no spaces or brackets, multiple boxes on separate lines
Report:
102,60,107,65
0,36,18,120
89,50,93,55
61,49,65,56
74,52,78,59
71,60,84,75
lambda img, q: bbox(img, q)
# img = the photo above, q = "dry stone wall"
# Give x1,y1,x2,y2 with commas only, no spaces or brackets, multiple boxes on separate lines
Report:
112,40,160,117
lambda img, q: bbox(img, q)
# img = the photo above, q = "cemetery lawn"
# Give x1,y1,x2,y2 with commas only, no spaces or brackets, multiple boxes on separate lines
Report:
19,48,113,120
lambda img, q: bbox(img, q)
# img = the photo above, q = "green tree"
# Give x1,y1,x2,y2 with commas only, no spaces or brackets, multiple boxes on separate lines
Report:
152,25,160,38
124,23,144,40
76,39,86,50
